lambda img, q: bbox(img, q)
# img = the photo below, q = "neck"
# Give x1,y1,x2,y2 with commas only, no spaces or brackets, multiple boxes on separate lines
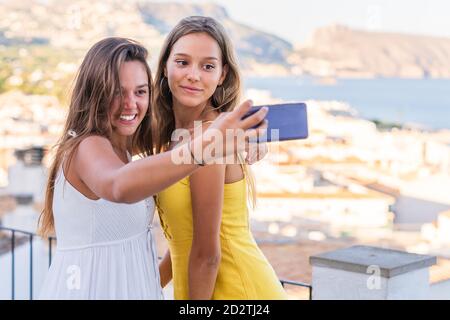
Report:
110,134,130,160
172,99,217,129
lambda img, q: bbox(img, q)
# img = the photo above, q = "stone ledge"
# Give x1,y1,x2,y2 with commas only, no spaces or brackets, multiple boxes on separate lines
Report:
310,245,437,278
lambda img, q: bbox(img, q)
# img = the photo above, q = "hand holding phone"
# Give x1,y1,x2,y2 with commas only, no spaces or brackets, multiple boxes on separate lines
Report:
242,102,308,142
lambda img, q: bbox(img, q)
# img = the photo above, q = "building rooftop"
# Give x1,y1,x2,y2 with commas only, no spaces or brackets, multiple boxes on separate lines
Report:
310,245,436,278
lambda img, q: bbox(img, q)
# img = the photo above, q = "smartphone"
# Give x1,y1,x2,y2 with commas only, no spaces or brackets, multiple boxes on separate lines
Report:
243,102,308,142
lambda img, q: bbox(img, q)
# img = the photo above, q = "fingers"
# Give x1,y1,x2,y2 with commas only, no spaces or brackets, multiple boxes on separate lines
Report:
244,137,269,164
240,106,268,130
230,98,268,129
244,143,258,164
257,142,268,162
255,119,268,134
231,99,254,119
244,119,268,142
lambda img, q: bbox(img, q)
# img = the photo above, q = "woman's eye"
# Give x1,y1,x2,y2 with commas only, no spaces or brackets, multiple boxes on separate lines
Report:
176,60,187,66
204,64,215,70
137,90,147,96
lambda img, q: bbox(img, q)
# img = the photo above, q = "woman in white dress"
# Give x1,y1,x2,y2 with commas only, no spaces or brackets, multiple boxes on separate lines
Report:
37,37,267,299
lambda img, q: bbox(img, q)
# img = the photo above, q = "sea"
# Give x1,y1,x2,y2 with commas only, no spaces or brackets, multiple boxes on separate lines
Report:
244,76,450,130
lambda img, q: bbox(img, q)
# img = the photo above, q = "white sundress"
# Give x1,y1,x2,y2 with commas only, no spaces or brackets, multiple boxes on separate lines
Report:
38,166,163,299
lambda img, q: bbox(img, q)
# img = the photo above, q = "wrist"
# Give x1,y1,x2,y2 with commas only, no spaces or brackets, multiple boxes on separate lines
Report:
188,139,206,166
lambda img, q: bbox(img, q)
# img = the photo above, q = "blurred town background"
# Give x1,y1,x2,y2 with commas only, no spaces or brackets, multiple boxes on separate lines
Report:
1,0,450,299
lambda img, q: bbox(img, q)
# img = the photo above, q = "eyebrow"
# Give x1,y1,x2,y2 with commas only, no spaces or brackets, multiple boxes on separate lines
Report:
117,84,149,92
173,53,219,61
119,84,148,89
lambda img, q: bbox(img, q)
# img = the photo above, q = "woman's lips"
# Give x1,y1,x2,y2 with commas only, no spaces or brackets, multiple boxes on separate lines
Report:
180,85,203,94
118,114,138,125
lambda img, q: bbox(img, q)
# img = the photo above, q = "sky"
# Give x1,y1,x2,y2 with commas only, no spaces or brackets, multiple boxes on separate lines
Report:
152,0,450,44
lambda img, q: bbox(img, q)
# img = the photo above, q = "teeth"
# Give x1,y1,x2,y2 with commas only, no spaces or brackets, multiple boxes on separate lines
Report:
120,114,136,121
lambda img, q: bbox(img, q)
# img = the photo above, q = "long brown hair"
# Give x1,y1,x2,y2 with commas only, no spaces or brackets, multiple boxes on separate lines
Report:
38,37,154,237
153,16,256,207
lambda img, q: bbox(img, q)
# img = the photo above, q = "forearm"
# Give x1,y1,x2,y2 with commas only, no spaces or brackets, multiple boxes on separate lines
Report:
112,141,201,203
188,251,220,300
159,250,173,288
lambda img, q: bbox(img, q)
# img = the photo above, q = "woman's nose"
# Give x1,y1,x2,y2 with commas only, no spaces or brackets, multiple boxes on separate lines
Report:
187,66,200,82
123,93,137,108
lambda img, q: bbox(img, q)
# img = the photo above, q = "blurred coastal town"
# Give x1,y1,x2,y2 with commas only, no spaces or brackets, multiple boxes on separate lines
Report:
1,0,450,300
1,87,450,299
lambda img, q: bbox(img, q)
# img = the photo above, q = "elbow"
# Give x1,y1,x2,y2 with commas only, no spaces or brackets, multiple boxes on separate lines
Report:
204,253,221,268
111,179,133,204
191,249,221,268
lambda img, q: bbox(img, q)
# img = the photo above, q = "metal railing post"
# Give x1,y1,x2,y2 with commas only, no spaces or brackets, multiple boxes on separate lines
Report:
29,234,33,300
11,230,15,300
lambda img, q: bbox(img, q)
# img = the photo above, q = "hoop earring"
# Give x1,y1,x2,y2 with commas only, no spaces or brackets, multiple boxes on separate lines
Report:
213,85,226,109
160,76,169,98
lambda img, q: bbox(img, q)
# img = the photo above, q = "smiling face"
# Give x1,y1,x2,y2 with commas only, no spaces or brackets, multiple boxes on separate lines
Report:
165,32,228,110
110,60,150,141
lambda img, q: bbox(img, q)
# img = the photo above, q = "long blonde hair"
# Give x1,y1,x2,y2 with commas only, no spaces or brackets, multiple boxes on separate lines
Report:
153,16,256,208
38,37,154,237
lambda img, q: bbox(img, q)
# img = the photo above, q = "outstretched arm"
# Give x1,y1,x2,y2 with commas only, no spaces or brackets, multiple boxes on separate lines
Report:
74,136,199,203
72,100,267,203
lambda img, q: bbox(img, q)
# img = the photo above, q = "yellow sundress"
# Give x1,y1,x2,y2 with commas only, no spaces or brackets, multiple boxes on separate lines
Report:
156,176,288,300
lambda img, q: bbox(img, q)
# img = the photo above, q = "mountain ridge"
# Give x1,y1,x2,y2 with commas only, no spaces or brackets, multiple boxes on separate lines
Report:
1,1,450,78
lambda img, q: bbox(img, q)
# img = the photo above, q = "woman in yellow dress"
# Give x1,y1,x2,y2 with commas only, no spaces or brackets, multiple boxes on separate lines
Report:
154,16,288,300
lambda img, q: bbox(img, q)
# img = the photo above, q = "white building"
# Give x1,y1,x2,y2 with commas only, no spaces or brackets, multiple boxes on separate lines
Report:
422,210,450,247
255,189,394,229
251,160,395,239
393,174,450,230
7,147,47,204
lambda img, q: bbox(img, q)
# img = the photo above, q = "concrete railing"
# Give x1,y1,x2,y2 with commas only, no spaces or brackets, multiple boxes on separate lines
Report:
310,245,437,300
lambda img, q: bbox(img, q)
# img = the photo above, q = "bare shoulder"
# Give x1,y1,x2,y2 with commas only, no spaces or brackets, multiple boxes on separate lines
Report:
189,113,226,180
189,163,226,209
72,135,123,175
63,135,114,200
77,135,113,154
191,163,226,181
63,135,111,169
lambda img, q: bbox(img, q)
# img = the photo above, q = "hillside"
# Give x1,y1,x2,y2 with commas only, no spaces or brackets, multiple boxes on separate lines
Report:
292,24,450,78
1,1,450,82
